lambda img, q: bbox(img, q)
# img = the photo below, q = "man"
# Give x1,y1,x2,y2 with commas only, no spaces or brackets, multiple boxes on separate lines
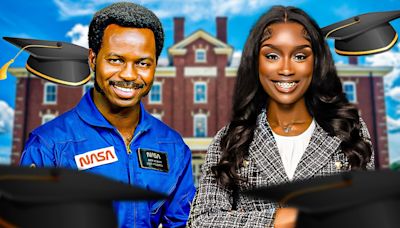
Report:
20,2,195,227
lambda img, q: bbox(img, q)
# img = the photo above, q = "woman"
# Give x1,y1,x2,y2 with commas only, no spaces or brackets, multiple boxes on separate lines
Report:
188,6,374,228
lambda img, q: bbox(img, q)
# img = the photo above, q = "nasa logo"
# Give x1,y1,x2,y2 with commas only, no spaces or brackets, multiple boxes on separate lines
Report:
74,146,118,170
146,151,161,159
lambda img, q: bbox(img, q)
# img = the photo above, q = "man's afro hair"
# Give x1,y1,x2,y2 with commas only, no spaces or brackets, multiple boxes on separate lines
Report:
89,2,164,60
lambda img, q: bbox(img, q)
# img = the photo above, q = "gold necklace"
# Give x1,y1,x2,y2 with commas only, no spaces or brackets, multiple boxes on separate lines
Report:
282,125,293,133
124,135,132,145
273,120,307,133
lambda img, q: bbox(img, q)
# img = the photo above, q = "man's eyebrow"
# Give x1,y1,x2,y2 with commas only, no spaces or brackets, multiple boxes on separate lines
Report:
137,56,155,63
106,53,122,57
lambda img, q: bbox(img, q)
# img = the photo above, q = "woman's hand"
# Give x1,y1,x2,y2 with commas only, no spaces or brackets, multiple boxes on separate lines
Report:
274,207,298,228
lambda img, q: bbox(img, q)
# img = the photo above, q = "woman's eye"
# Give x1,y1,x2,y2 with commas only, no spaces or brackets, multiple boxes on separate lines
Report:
294,54,307,61
265,53,279,60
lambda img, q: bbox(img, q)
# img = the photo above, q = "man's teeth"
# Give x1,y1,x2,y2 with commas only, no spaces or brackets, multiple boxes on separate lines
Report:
275,82,297,89
115,85,134,92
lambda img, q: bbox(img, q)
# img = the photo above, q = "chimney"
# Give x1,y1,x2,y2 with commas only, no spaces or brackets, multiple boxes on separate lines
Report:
349,56,358,65
216,17,227,43
174,17,184,44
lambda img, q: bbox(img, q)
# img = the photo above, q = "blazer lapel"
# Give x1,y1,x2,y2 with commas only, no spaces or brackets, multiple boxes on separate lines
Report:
292,122,341,180
249,111,289,184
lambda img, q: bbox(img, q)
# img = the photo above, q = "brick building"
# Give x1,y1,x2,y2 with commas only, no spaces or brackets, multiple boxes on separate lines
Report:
10,17,392,185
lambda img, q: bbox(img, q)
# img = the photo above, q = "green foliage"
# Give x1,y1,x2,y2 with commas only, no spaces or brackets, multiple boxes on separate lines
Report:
389,161,400,171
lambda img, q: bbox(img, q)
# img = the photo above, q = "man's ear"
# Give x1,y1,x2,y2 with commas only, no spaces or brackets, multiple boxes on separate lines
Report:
88,48,96,72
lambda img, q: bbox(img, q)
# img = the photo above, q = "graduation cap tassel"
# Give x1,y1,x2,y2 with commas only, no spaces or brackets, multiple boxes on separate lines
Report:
324,18,360,40
0,43,62,80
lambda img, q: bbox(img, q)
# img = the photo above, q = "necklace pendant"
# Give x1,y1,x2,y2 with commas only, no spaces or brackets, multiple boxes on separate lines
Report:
283,126,291,133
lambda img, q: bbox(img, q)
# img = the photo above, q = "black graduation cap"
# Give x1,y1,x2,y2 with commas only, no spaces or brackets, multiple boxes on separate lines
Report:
322,10,400,56
1,37,91,86
0,165,166,228
243,171,400,228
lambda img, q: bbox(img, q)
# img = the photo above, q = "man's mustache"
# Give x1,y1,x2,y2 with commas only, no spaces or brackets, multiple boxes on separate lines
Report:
109,81,145,89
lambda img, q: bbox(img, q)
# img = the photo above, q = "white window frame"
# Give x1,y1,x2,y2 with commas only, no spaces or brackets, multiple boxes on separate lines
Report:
82,81,94,96
43,82,57,104
194,82,207,104
195,49,207,63
191,154,205,187
149,81,162,104
343,81,357,103
193,113,207,137
41,113,56,124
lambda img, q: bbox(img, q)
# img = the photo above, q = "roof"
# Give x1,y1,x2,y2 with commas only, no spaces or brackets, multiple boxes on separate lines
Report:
168,29,233,59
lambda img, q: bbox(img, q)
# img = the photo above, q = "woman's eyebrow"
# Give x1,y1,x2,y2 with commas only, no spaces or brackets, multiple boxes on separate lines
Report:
260,43,311,51
293,44,312,51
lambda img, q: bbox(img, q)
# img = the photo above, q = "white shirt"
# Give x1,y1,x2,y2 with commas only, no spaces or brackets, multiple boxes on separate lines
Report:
272,119,316,180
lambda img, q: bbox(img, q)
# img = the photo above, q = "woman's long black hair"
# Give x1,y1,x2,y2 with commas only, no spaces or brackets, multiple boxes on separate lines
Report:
212,6,372,187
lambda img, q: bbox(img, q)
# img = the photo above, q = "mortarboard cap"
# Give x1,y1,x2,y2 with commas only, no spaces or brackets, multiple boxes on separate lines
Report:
1,37,91,86
244,171,400,228
0,165,166,228
322,10,400,56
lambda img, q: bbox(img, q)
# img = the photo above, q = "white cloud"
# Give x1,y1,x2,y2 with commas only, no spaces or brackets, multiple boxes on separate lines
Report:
230,51,242,67
388,132,400,162
396,108,400,115
366,43,400,88
0,100,14,134
157,57,169,67
365,45,400,67
54,0,98,20
66,23,89,48
387,116,400,133
387,86,400,102
54,0,302,21
335,60,345,65
332,4,358,19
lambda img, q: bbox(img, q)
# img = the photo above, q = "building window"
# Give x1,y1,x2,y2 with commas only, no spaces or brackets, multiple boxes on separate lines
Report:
343,81,357,103
43,82,57,104
195,49,206,63
151,113,162,121
192,154,205,187
194,82,207,103
82,81,94,96
42,114,56,124
149,82,162,104
194,114,207,137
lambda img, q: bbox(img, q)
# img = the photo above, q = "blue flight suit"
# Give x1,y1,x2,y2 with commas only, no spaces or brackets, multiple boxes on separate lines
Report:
20,90,196,228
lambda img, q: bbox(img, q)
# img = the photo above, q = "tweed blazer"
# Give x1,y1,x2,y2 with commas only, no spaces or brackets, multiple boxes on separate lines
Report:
188,110,374,228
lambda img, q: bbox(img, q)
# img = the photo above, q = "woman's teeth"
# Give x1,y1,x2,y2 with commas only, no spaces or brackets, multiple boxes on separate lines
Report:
275,81,297,89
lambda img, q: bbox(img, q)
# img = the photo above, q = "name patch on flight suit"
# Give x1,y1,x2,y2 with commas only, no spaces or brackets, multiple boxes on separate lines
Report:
137,149,169,172
74,146,118,170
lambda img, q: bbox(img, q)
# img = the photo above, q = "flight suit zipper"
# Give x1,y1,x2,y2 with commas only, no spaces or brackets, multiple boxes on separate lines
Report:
116,129,145,227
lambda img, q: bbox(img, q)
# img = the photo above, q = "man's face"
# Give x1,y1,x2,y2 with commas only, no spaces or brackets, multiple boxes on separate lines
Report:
89,24,156,109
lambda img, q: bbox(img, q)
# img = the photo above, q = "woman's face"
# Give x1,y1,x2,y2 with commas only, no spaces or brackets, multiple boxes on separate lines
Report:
258,22,314,106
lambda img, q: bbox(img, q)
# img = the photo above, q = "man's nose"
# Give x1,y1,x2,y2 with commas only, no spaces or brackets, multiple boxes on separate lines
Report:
119,64,138,81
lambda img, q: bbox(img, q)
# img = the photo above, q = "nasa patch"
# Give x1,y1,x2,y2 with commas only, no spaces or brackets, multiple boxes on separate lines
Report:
137,148,169,172
74,146,118,170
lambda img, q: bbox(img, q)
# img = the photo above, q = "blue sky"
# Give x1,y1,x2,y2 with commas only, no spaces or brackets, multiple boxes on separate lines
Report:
1,0,400,164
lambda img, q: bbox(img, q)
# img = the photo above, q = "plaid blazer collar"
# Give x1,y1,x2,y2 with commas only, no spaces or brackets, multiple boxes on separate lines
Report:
249,109,342,183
